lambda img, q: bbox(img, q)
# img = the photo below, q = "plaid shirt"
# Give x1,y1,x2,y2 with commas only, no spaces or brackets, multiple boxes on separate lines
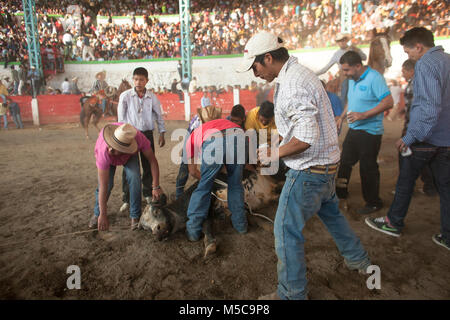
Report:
274,56,340,170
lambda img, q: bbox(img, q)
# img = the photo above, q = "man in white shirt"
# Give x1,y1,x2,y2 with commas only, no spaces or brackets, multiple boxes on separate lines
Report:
61,78,70,94
237,32,371,300
118,67,166,209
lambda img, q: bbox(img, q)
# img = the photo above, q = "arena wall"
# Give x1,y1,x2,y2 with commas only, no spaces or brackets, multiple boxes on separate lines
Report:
5,90,262,125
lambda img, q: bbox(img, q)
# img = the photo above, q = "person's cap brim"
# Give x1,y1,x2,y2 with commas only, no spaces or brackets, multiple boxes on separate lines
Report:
236,56,255,73
103,124,138,154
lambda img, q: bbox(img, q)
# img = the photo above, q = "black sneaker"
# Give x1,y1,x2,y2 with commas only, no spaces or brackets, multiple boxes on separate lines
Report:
365,216,401,237
357,204,383,215
432,234,450,251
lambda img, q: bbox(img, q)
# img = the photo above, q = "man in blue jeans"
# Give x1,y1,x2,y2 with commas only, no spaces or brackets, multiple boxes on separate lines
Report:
237,31,371,300
88,123,163,231
366,27,450,251
184,118,248,241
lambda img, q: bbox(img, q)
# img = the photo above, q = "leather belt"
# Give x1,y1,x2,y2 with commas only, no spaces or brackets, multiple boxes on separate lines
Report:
308,163,339,174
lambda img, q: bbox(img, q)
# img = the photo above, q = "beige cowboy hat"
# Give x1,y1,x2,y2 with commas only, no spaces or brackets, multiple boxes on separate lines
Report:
335,33,350,42
197,105,222,123
95,70,106,78
72,77,78,81
103,123,138,154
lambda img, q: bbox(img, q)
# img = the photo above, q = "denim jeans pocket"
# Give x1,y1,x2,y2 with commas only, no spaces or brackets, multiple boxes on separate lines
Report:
301,179,326,219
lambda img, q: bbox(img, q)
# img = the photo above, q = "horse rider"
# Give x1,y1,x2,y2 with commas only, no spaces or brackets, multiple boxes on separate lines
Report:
91,70,109,114
315,33,367,107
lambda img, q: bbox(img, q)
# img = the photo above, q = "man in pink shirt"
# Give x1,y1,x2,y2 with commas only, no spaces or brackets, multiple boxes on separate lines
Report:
185,119,248,241
89,123,163,231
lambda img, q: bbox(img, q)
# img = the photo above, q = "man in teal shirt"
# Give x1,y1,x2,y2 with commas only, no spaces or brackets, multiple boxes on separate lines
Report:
336,51,393,215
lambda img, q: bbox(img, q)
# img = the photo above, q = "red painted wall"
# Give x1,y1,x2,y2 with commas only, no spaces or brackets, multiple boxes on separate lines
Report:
5,90,262,125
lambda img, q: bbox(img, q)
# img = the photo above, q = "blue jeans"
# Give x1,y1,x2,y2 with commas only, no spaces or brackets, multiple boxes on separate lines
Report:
1,114,7,128
275,168,370,300
11,113,23,129
186,131,247,240
101,98,107,113
175,162,189,199
94,154,142,219
388,143,450,242
13,81,19,95
175,131,191,199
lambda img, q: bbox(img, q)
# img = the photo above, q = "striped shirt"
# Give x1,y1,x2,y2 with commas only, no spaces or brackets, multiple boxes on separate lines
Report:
118,88,166,133
274,56,340,170
402,79,414,137
403,46,450,147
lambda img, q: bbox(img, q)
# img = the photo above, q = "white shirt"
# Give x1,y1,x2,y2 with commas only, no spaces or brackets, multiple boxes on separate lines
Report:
61,81,70,94
389,85,402,105
274,56,340,171
63,32,72,44
118,88,166,133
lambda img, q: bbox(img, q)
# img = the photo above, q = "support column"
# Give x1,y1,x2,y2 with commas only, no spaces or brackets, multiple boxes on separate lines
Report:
31,98,40,126
341,0,353,35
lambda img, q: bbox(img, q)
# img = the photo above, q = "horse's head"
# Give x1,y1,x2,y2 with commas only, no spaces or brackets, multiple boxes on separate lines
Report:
379,36,393,68
118,79,132,95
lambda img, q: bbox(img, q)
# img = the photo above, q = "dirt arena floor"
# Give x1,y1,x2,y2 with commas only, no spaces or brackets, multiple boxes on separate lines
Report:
0,119,449,300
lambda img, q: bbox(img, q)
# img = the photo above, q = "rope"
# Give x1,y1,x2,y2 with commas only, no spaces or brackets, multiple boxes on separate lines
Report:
246,202,274,224
0,226,130,250
211,179,275,224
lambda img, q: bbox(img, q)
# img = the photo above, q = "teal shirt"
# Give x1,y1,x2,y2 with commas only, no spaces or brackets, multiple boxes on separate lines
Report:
347,67,390,135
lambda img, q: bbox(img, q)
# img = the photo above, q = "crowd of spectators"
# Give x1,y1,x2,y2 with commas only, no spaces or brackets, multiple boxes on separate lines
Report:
0,0,448,64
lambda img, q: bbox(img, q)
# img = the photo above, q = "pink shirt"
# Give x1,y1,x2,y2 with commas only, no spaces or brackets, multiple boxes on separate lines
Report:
95,122,151,170
186,119,240,159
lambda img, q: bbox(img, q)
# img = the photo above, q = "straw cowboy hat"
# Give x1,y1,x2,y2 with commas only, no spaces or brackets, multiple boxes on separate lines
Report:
72,77,78,81
95,70,106,79
103,123,138,154
335,33,350,42
197,105,222,123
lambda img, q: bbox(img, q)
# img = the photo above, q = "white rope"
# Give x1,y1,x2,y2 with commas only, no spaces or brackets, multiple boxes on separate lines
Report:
212,179,274,224
246,202,274,224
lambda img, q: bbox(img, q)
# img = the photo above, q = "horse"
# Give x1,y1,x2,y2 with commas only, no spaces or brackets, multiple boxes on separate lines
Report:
104,79,132,118
368,30,393,75
79,91,105,139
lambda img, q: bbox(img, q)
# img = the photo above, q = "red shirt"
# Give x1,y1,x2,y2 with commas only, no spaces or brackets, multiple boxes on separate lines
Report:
186,119,240,160
94,122,151,170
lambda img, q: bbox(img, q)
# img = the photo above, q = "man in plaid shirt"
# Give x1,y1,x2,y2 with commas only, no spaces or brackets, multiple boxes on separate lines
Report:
237,32,371,300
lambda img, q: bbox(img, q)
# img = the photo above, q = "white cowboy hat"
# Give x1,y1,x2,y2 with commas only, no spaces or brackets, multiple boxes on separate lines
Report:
103,123,138,154
236,31,284,73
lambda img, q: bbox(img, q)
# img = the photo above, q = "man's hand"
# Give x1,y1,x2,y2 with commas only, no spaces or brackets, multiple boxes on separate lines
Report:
258,147,274,166
347,111,367,123
335,116,343,132
98,215,109,231
158,134,165,148
396,138,408,153
152,187,163,201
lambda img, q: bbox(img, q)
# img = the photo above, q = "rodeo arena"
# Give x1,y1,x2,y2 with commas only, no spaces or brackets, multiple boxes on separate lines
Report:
0,0,449,307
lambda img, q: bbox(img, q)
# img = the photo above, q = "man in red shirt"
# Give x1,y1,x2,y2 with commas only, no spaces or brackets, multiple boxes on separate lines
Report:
185,119,248,241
